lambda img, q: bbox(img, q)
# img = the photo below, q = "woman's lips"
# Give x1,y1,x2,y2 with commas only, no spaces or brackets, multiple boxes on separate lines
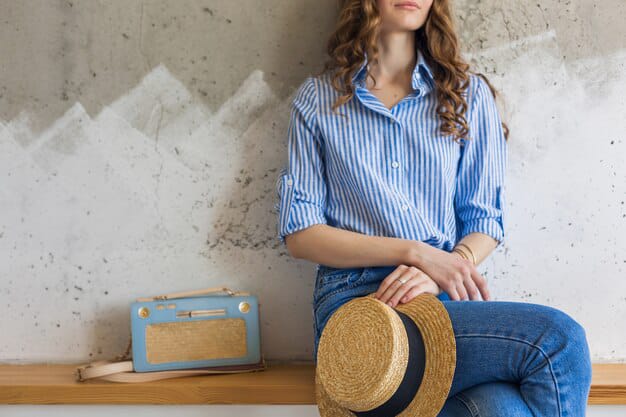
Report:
395,1,420,9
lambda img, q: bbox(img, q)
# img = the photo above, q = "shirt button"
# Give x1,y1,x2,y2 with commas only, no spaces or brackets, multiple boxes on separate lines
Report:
391,161,399,169
286,179,293,186
401,204,409,211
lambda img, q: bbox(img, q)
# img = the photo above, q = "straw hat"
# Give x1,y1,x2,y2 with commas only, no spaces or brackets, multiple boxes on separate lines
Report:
315,292,456,417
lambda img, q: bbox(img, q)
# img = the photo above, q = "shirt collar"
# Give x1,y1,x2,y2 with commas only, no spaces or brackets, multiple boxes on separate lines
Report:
351,46,434,91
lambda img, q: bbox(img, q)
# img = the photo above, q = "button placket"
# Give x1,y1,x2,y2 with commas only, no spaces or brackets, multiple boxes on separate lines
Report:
390,121,412,214
388,121,404,190
391,121,407,194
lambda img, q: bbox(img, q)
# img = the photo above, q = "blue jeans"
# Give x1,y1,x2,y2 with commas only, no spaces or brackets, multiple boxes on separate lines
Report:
312,264,593,417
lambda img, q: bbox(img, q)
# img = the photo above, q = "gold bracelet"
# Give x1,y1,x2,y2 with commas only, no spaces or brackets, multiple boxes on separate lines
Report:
455,243,477,265
452,248,469,261
453,247,475,265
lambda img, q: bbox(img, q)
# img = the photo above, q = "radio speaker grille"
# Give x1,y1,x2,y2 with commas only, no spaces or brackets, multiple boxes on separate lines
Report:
146,318,248,364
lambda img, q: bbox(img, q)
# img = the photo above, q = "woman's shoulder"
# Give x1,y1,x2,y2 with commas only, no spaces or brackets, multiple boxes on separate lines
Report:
290,72,342,114
290,75,318,105
306,70,344,95
465,71,496,109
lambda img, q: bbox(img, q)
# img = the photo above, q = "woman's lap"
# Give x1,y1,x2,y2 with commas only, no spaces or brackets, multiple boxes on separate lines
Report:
312,265,593,417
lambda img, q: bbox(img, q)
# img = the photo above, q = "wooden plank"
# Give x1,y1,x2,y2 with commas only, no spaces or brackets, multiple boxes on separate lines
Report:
0,361,315,405
0,361,624,405
589,363,626,405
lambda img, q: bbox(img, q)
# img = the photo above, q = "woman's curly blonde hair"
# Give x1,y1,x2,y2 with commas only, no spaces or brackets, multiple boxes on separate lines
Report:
316,0,509,144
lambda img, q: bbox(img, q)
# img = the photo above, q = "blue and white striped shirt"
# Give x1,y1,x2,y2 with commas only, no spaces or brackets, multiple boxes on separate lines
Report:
274,47,507,253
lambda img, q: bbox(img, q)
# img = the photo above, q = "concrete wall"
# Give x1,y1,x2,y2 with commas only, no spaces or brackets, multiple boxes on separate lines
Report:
0,0,625,366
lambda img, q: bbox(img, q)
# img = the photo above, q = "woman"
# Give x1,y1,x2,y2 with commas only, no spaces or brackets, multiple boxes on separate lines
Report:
275,0,592,416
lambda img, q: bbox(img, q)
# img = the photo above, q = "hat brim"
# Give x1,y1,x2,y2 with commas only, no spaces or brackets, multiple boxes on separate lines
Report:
315,292,456,417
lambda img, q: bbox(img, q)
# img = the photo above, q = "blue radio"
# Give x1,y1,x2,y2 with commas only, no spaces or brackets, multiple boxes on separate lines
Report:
76,287,265,382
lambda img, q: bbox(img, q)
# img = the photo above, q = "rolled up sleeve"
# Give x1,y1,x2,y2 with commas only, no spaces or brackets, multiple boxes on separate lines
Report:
274,77,328,247
454,75,508,247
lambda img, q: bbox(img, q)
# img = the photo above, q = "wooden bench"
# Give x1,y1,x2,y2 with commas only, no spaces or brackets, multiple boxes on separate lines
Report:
0,361,624,405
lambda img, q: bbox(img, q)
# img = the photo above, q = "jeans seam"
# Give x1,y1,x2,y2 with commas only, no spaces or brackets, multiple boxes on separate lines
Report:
453,391,480,417
456,333,562,417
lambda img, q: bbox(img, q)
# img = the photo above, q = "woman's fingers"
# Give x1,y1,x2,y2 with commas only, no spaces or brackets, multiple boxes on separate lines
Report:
470,267,491,300
387,271,424,307
457,256,489,301
453,271,470,301
374,265,408,301
376,265,434,307
375,265,418,305
445,285,462,301
463,273,482,300
399,282,433,303
376,268,409,304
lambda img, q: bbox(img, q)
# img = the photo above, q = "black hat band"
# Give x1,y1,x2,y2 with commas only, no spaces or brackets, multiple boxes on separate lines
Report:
350,310,427,416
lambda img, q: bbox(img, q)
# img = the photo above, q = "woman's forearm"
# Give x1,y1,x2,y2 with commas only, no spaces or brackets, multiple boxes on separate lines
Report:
284,224,425,268
284,224,497,269
452,232,499,266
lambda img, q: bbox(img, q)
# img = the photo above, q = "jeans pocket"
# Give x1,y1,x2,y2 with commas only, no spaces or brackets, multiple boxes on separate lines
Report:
313,266,367,304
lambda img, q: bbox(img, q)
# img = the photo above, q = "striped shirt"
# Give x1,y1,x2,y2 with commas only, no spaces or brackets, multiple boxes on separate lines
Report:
274,47,507,253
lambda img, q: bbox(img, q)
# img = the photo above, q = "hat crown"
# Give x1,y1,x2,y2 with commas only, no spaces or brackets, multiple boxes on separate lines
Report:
316,297,409,411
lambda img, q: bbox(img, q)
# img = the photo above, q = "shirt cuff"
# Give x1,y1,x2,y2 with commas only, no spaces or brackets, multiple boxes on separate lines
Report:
277,214,328,246
460,217,504,246
275,173,328,247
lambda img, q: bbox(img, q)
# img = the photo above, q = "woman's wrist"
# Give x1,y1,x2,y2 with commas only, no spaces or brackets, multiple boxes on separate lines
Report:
451,248,469,261
403,240,428,268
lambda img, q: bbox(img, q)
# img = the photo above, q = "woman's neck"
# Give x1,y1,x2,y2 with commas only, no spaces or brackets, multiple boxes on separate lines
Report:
369,30,417,82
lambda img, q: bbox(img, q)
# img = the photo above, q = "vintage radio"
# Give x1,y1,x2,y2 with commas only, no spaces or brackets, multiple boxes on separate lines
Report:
76,286,265,382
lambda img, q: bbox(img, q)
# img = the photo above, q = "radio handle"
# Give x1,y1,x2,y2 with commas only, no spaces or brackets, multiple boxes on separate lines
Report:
135,286,249,302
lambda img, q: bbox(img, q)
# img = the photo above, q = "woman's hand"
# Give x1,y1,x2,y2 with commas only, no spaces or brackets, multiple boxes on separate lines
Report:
410,243,491,301
373,264,443,308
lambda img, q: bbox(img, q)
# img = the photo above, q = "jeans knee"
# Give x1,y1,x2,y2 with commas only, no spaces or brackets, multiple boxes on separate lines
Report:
545,307,592,383
568,319,592,383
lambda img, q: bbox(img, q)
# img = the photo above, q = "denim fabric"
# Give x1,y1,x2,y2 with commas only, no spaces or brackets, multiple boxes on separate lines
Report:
312,264,593,417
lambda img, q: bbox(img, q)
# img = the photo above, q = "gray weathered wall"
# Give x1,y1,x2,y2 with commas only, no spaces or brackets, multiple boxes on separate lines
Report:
1,0,625,363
